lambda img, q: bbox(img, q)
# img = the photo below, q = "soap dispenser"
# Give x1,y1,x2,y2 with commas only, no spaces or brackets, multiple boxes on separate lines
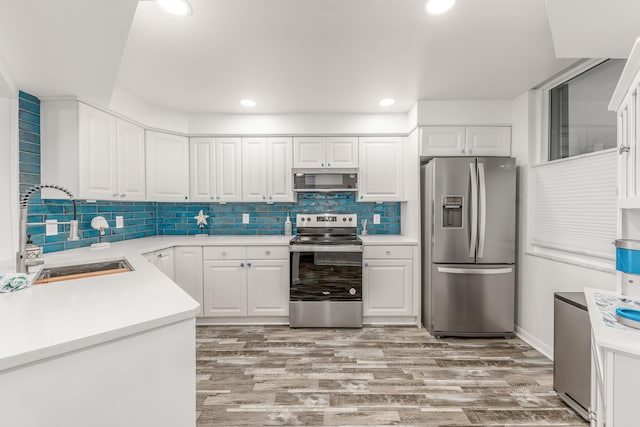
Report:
25,235,41,259
284,214,292,236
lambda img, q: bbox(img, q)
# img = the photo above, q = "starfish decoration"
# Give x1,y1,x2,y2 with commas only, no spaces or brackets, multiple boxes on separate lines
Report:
194,210,210,229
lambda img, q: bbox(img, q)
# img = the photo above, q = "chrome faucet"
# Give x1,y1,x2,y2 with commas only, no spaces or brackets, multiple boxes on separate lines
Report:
16,184,80,273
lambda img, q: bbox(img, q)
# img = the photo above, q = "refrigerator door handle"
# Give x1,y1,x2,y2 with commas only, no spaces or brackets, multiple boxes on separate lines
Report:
469,162,478,258
437,267,513,275
477,162,487,258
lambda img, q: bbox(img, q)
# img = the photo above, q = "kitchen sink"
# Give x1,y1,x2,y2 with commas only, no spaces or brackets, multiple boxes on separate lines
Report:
33,259,133,285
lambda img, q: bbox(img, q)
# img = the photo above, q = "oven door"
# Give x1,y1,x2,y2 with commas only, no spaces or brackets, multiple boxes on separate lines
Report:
290,246,362,301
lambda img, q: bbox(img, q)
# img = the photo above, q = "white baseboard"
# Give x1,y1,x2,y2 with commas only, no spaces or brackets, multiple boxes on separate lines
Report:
516,326,553,360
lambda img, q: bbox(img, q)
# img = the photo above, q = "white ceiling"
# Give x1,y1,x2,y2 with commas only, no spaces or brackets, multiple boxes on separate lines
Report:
546,0,640,59
116,0,574,113
3,0,636,114
0,0,138,106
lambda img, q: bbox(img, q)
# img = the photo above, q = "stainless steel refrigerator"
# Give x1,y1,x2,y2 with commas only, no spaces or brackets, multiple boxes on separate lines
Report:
421,157,516,337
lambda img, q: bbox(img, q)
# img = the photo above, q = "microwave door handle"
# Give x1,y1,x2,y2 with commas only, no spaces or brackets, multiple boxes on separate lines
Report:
469,162,478,258
477,162,487,258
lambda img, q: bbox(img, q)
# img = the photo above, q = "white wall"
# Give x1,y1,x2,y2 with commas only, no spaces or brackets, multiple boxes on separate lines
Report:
416,100,513,126
511,90,616,359
188,113,407,135
0,96,18,270
109,86,190,134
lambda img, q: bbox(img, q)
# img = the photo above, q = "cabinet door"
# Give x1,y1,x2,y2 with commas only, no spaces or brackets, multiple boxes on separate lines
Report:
154,248,175,281
78,103,118,200
116,119,146,201
203,260,247,317
242,137,269,202
146,131,190,202
216,138,242,202
363,258,412,316
466,126,511,156
268,137,294,202
174,246,204,317
246,259,289,316
190,138,216,202
358,137,404,202
293,137,325,168
420,127,466,156
326,137,358,168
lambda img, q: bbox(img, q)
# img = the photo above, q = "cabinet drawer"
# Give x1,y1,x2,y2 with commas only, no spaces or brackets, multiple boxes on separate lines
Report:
363,245,412,259
247,245,289,260
203,246,246,260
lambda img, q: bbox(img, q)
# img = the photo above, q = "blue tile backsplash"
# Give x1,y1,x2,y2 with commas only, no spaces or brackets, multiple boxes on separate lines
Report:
18,91,401,253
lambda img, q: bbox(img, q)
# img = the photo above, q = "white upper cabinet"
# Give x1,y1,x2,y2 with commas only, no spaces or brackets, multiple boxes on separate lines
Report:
116,119,146,201
189,137,242,203
610,38,640,208
216,138,243,202
242,137,269,202
189,137,216,202
420,126,511,157
326,137,358,168
466,126,511,156
41,100,146,201
267,137,294,202
242,137,293,203
77,103,118,200
293,137,358,168
293,137,325,168
419,126,466,156
146,130,190,202
358,136,404,202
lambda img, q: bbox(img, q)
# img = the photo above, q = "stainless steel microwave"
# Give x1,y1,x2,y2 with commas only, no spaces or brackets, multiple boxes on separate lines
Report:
293,169,358,192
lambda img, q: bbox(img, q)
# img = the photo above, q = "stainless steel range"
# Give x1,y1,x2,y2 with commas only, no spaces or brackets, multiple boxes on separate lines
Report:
289,213,363,328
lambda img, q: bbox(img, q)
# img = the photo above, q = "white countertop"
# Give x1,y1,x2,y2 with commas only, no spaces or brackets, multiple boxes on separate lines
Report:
585,287,640,356
0,234,411,372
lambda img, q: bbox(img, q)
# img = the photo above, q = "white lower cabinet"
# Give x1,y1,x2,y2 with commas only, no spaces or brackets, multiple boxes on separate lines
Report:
174,247,204,317
363,246,413,317
144,248,176,281
203,260,247,317
247,259,289,316
202,245,289,319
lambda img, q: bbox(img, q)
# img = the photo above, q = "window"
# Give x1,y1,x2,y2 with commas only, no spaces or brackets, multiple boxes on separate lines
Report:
548,59,626,161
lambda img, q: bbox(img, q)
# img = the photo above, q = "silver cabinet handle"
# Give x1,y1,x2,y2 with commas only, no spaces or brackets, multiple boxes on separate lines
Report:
120,193,126,198
437,267,513,275
247,262,252,267
461,149,465,154
265,250,271,255
328,163,331,167
157,253,169,259
469,162,478,258
364,262,369,267
620,145,631,154
385,250,391,255
113,193,118,198
477,162,487,258
221,251,227,257
240,262,245,267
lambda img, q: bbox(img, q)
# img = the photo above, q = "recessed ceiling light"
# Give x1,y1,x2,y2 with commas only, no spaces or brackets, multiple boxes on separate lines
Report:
240,99,257,108
157,0,192,16
425,0,456,15
379,98,395,107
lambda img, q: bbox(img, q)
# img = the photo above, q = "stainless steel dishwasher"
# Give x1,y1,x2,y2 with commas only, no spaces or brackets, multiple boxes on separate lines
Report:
554,292,590,421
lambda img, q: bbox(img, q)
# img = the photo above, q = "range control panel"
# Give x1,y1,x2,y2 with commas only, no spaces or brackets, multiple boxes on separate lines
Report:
296,213,358,227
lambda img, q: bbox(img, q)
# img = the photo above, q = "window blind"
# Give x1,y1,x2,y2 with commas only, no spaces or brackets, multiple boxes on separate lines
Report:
532,150,616,260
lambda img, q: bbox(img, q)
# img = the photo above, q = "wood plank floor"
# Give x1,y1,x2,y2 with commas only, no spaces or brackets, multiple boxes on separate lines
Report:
196,326,588,426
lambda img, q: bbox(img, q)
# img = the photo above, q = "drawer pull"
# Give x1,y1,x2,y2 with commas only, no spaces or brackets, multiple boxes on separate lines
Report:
265,251,271,255
240,262,245,267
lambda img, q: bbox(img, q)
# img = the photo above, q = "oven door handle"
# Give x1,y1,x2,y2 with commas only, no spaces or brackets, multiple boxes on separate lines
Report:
290,245,363,253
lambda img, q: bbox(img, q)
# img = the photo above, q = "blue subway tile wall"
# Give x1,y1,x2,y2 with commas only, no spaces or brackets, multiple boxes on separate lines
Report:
18,91,401,253
157,193,400,236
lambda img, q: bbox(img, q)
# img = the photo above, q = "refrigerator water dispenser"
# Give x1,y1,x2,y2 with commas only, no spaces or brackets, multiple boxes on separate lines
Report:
442,196,463,228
